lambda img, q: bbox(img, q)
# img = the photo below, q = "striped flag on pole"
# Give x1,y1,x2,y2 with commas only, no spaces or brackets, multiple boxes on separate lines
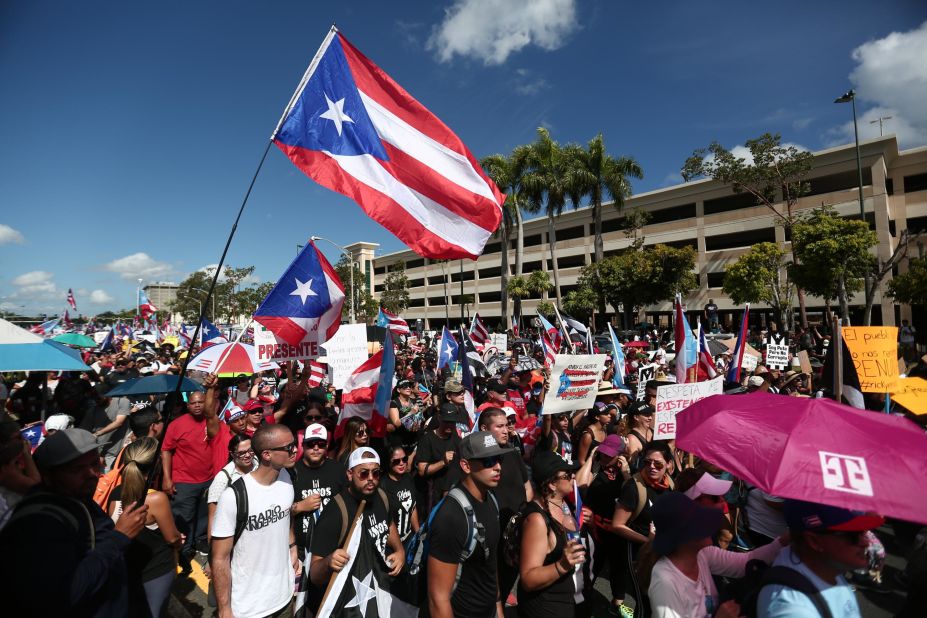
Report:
468,313,489,350
726,304,750,383
271,28,505,259
376,307,410,335
337,331,395,438
306,359,328,388
67,288,77,311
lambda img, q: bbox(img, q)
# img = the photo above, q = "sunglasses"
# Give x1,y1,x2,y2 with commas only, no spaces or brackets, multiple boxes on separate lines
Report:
305,415,324,422
355,467,382,481
355,428,368,436
266,441,297,454
474,455,502,468
303,440,326,450
248,409,263,415
642,458,666,470
232,450,253,459
554,472,574,481
391,455,409,465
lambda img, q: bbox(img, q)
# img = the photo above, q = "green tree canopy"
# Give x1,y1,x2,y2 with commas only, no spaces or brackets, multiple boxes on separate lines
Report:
380,263,410,313
723,242,793,326
173,265,268,323
888,256,927,306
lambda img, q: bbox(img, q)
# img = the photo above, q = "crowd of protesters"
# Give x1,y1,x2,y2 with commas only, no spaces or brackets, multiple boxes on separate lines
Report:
0,318,925,618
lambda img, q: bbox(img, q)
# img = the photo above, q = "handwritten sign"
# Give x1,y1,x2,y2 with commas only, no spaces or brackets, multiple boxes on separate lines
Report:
636,363,657,400
254,324,323,363
654,378,723,439
542,354,607,415
740,354,758,372
765,333,789,370
319,324,370,390
890,377,927,415
842,327,899,392
490,333,508,352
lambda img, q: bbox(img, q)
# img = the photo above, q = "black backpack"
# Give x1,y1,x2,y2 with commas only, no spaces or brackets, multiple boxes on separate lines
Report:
735,559,834,618
501,502,552,568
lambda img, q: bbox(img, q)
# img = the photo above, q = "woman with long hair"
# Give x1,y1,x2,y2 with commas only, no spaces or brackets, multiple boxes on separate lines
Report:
517,451,586,617
335,418,369,468
108,437,181,618
623,402,654,464
576,404,611,466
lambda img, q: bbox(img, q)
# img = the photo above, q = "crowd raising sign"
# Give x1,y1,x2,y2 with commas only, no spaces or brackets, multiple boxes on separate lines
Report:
318,324,369,390
542,354,607,415
654,378,724,439
636,363,658,400
842,327,900,393
765,333,790,370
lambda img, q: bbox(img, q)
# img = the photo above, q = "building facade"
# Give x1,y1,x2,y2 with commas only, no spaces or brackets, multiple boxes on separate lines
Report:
143,282,179,313
355,136,926,331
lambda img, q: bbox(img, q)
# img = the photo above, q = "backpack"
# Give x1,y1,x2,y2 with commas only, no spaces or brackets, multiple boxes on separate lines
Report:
229,476,250,545
329,488,391,547
734,559,834,618
627,430,649,472
501,502,552,568
406,485,499,593
629,472,674,523
92,445,127,509
7,492,96,550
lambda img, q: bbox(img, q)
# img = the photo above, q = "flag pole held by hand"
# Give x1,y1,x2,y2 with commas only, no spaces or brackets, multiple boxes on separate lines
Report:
319,499,366,608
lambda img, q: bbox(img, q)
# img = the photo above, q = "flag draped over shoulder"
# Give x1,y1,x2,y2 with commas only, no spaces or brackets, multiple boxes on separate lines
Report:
271,29,504,260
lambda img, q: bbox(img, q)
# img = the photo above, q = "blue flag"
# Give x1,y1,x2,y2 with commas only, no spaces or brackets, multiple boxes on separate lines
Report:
437,326,458,371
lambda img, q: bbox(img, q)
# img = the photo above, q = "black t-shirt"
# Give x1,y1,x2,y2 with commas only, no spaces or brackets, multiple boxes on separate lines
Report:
535,428,573,464
619,476,671,536
495,448,528,521
379,474,416,542
705,303,718,319
416,430,462,501
428,485,500,618
290,458,346,548
585,472,624,522
311,487,394,566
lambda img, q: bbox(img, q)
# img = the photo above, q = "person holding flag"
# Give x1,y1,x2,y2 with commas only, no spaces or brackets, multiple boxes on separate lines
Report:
436,326,459,372
726,304,751,384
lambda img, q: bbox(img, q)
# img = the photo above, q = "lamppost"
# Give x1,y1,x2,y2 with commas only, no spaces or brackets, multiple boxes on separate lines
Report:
834,89,869,320
191,287,216,322
136,278,143,318
310,236,355,323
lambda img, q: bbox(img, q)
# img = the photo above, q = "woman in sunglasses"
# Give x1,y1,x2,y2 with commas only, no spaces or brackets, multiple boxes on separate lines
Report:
379,445,419,544
388,380,424,453
204,434,256,577
335,418,370,469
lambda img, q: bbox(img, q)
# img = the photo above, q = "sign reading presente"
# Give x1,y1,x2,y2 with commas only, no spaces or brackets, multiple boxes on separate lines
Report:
542,354,607,415
654,378,723,439
842,327,900,393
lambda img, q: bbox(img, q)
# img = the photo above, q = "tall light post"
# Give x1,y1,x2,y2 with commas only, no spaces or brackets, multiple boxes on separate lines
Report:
310,236,355,323
834,89,869,319
191,287,215,322
136,278,143,318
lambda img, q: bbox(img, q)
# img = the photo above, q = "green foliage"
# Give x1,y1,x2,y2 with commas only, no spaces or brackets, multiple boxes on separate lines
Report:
723,243,792,324
527,270,552,295
536,301,555,316
334,256,377,323
563,286,597,320
380,262,410,313
174,265,267,322
507,275,532,300
888,256,927,306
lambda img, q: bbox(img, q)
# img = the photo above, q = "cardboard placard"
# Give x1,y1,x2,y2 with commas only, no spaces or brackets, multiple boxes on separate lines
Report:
890,377,927,415
654,378,724,439
319,324,370,390
765,333,789,370
542,354,607,415
740,354,758,372
798,350,812,375
254,324,324,363
490,333,508,352
636,363,658,400
842,327,900,392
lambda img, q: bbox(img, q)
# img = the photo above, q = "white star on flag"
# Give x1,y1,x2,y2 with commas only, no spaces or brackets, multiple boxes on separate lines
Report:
344,571,377,615
319,94,354,136
290,278,317,304
442,343,454,363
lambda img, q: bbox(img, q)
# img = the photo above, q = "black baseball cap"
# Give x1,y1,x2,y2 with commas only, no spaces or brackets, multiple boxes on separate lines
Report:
531,450,578,485
459,431,508,460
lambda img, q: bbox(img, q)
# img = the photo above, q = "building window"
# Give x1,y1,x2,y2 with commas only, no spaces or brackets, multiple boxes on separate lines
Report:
886,178,894,196
451,269,475,282
428,275,446,285
427,296,446,307
557,254,586,269
480,291,501,303
703,193,757,215
374,266,386,275
557,225,585,242
478,266,501,279
904,172,927,193
409,298,425,308
647,203,697,224
408,278,424,288
524,234,542,247
560,284,577,296
704,228,776,251
374,284,384,293
407,258,424,269
905,215,927,234
483,242,501,254
653,239,697,250
806,169,873,196
706,272,726,288
522,260,545,272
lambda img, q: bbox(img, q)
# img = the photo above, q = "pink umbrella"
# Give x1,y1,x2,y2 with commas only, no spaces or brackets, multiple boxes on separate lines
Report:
676,391,927,524
186,341,278,376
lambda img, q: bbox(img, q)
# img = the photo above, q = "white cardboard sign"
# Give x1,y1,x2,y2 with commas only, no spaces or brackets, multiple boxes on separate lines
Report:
636,363,658,400
542,354,607,415
319,324,370,390
654,378,723,439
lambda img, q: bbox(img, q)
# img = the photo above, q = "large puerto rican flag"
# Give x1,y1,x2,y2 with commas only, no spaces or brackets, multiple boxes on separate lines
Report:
337,331,396,438
376,307,410,336
253,241,345,351
271,28,504,259
138,289,158,319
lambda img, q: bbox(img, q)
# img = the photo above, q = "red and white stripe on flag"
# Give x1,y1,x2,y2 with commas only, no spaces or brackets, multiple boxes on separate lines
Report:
380,308,410,335
469,313,489,349
306,360,328,388
336,351,388,438
540,333,557,368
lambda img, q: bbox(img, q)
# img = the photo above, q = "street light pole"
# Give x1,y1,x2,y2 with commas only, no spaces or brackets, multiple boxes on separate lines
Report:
310,236,355,323
136,279,143,318
191,287,215,322
835,89,869,322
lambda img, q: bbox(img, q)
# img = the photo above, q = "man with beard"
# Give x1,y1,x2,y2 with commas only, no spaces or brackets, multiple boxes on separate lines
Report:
291,423,344,552
0,429,149,615
417,401,465,509
309,447,404,588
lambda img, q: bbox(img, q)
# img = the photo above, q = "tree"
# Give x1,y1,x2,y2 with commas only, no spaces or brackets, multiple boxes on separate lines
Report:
537,301,555,316
521,127,585,306
574,134,643,263
563,286,597,322
723,243,793,327
174,265,264,323
380,263,410,313
682,133,813,325
888,255,927,306
578,244,697,328
790,208,876,321
334,256,376,323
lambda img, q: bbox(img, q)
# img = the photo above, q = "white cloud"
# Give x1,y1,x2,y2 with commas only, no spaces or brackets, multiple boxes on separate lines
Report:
662,171,684,187
428,0,578,65
9,270,59,302
0,224,25,245
513,68,549,95
104,252,174,281
89,289,114,304
828,22,927,148
704,142,808,167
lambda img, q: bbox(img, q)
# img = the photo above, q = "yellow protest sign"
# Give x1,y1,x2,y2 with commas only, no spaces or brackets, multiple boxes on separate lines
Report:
891,377,927,415
842,327,899,392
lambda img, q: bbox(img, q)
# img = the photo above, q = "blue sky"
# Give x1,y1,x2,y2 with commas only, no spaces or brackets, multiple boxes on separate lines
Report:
2,1,926,316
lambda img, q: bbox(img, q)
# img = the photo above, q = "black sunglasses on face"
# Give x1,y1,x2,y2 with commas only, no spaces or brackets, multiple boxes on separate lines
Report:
305,415,324,422
391,456,409,465
356,467,381,480
303,440,326,450
474,455,502,468
266,441,297,454
642,458,666,470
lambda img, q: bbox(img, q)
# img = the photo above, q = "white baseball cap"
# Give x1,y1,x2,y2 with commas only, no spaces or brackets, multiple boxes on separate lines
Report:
347,446,381,469
683,472,733,501
302,423,328,443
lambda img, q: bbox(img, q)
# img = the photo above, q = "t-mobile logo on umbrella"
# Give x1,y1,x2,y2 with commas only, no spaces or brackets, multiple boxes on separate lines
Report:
818,451,873,496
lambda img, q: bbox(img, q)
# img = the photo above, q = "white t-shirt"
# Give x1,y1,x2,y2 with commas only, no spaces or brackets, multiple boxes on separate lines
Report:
213,471,295,618
207,460,258,504
649,541,781,618
747,490,787,539
758,546,861,618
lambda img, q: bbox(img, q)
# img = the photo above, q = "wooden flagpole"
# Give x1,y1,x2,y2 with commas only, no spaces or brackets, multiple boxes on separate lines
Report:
318,499,367,609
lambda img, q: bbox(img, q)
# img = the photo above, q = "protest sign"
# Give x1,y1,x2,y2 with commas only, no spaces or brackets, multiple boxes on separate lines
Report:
319,324,370,390
797,350,812,375
636,363,657,400
890,377,927,415
765,333,789,370
842,327,900,392
254,324,324,363
490,333,508,352
542,354,607,415
654,378,723,439
740,354,758,372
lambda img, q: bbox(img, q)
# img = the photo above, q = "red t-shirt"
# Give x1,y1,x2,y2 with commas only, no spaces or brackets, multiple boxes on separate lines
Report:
210,423,233,477
162,413,216,484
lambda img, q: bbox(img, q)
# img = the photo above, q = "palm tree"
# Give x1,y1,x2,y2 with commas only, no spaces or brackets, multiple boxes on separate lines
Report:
521,128,584,307
575,134,643,263
507,275,531,333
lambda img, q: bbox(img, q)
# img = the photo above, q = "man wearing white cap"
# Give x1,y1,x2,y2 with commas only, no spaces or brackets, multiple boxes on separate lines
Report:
309,447,404,588
291,423,345,552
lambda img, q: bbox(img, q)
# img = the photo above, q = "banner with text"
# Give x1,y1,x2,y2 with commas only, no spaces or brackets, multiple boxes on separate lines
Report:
842,327,900,392
765,333,789,370
654,377,724,439
490,333,508,352
319,324,370,390
889,377,927,414
636,363,658,400
542,354,607,415
254,324,323,363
